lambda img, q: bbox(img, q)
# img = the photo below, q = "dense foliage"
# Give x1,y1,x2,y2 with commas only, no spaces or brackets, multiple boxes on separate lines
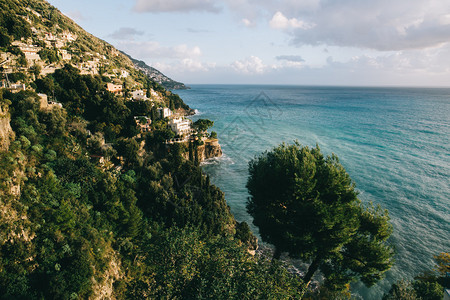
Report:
246,142,395,291
383,252,450,300
0,67,305,298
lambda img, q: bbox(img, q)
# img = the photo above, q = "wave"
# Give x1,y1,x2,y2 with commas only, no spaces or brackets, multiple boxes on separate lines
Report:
200,153,234,166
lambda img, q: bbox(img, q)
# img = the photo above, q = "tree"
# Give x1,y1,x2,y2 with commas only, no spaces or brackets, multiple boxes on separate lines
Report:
246,142,394,290
193,119,214,132
385,252,450,300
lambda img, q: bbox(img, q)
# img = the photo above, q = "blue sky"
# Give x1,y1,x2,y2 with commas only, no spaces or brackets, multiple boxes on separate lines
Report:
47,0,450,86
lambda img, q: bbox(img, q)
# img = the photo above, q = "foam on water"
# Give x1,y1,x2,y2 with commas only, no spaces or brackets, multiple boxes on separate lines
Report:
177,85,450,299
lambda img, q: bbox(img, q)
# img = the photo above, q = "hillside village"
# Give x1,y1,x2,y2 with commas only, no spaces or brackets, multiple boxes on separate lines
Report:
0,3,221,167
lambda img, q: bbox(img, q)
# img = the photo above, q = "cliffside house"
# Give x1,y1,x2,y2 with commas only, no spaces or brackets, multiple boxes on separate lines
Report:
131,90,148,101
157,107,173,119
60,49,72,61
8,83,26,92
106,83,123,95
38,93,63,110
12,42,41,63
120,70,129,78
169,117,192,136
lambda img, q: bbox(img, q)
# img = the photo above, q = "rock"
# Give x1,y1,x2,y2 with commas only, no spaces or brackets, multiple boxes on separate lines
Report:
0,104,15,152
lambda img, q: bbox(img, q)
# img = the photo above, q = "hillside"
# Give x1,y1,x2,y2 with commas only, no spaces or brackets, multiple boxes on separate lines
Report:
0,0,186,92
0,0,308,299
123,52,189,90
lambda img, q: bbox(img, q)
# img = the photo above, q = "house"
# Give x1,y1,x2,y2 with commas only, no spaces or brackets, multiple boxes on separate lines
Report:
131,90,148,101
44,32,56,41
120,70,129,78
8,83,26,92
38,93,48,110
106,83,123,95
18,44,41,62
157,107,173,119
168,117,192,136
48,101,63,109
60,49,72,61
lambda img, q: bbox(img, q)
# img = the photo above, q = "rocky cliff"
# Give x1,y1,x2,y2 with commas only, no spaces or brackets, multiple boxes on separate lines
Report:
0,103,14,152
197,139,222,162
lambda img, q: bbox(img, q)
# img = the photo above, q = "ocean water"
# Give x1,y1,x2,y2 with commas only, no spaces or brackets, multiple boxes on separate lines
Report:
176,85,450,299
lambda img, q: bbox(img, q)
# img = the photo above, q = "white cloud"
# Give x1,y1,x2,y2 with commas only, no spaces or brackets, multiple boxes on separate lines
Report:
134,0,221,13
134,0,450,52
242,18,253,27
286,0,450,51
67,10,86,21
153,59,216,73
270,11,314,30
231,56,266,74
276,55,305,62
109,27,144,40
117,41,202,60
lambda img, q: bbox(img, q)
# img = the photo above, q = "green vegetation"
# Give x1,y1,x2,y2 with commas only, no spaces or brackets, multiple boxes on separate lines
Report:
0,62,306,298
38,47,60,63
383,252,450,300
193,118,214,132
0,8,32,47
246,142,394,292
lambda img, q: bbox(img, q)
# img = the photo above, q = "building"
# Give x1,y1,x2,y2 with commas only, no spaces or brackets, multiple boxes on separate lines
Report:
48,101,63,109
60,49,72,61
38,93,48,110
169,117,192,136
106,83,123,95
157,107,172,119
445,289,450,300
8,83,26,92
120,70,129,78
131,90,148,101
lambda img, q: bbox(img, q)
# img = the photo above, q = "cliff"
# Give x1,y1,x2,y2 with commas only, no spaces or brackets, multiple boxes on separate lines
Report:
0,103,14,152
197,139,222,161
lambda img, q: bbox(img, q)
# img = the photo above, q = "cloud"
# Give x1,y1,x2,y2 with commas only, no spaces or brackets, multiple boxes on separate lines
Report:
109,27,144,40
186,28,211,33
286,0,450,51
135,0,450,52
67,10,86,21
231,56,266,74
270,11,314,30
117,41,202,59
153,59,216,73
276,55,305,62
242,18,253,27
133,0,221,13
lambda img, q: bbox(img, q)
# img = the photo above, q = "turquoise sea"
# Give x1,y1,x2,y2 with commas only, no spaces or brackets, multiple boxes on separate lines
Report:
176,85,450,299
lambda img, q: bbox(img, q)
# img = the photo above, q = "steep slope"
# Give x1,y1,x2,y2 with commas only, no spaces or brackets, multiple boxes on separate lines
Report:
123,52,189,90
0,0,185,91
0,1,312,299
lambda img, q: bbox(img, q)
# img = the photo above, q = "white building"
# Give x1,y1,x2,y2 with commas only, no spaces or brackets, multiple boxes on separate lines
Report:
120,70,129,78
60,49,72,61
157,107,172,119
169,117,191,136
131,90,148,101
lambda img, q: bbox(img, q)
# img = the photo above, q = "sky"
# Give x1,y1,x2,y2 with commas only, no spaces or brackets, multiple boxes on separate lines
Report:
46,0,450,86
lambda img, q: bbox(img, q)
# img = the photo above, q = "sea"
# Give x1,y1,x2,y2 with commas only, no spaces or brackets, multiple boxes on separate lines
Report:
176,85,450,299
